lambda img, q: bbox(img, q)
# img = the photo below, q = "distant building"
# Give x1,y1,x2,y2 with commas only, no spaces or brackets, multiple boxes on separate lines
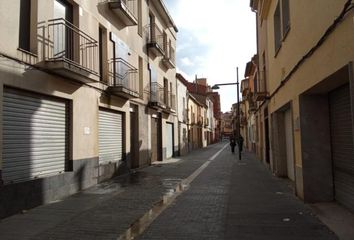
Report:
176,73,189,156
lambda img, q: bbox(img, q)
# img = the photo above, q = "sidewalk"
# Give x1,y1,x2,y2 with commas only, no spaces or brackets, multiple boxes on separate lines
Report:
225,151,338,240
0,144,223,240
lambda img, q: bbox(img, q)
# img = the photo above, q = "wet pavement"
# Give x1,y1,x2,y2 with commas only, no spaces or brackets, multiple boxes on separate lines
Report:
0,142,338,240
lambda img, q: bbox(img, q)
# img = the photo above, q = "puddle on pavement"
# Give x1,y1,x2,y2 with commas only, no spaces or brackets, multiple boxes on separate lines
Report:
84,172,152,195
84,182,125,195
117,181,189,240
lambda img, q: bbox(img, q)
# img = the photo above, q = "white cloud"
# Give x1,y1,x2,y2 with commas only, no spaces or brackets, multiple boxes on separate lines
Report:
176,67,194,81
165,0,256,112
181,57,194,67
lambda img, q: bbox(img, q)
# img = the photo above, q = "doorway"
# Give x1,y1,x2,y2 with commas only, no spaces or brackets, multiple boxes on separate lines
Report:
151,114,162,162
130,104,139,169
53,0,73,59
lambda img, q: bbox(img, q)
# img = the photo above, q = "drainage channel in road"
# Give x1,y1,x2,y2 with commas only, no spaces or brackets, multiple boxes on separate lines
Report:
117,143,229,240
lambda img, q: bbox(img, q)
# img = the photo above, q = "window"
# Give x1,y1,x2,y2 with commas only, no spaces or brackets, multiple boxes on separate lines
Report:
282,0,290,36
273,2,281,53
99,26,107,82
139,56,143,99
138,0,142,36
262,52,267,92
19,0,31,51
273,0,290,55
164,78,168,105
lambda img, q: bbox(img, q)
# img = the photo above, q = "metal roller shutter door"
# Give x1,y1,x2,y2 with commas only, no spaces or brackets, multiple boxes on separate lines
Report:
3,89,68,184
329,84,354,212
99,109,123,164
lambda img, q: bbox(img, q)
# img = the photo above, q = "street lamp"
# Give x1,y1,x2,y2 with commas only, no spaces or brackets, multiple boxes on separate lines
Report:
211,67,241,160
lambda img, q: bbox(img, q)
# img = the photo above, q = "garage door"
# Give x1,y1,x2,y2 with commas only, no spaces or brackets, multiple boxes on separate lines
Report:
166,123,173,159
99,109,123,164
329,84,354,212
3,88,68,184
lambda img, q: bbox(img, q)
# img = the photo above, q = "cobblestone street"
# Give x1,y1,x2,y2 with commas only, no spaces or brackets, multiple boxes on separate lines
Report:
0,142,338,240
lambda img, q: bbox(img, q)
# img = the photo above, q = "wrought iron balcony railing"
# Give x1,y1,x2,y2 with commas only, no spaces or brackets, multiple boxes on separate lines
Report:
149,82,166,108
45,18,98,80
147,23,164,56
162,42,176,68
165,91,176,111
183,109,188,123
108,58,139,98
106,0,138,26
191,113,196,124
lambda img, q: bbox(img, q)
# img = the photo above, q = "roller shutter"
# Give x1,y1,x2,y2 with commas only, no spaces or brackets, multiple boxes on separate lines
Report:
2,89,68,184
99,109,123,164
329,84,354,212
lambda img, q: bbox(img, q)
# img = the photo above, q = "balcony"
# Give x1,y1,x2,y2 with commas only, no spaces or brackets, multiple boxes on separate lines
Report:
241,79,250,97
191,113,196,125
149,82,166,109
163,91,176,113
162,42,176,69
254,91,269,101
197,116,203,126
41,18,99,83
182,109,188,123
107,0,138,26
107,58,139,98
240,116,247,126
248,100,257,113
204,118,209,127
147,23,164,56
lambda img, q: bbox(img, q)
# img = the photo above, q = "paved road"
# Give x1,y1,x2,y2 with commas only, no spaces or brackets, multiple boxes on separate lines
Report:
0,142,337,240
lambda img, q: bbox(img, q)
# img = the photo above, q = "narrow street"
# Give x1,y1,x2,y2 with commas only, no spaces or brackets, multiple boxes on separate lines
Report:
0,142,337,240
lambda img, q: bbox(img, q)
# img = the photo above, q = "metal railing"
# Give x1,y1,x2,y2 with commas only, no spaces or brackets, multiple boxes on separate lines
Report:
150,82,165,104
183,109,188,123
148,23,164,51
191,113,196,124
46,18,98,74
164,42,176,65
204,118,209,127
197,116,203,126
166,92,176,110
108,58,138,93
120,0,138,19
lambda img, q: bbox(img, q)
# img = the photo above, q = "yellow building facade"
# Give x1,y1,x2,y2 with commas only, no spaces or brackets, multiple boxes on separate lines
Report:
251,0,354,212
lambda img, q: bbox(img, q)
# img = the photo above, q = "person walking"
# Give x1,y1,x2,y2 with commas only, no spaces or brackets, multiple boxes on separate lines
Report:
230,137,236,153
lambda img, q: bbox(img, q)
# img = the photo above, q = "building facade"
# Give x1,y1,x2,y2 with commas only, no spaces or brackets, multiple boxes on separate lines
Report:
251,0,354,212
188,94,203,150
0,0,178,218
176,73,188,156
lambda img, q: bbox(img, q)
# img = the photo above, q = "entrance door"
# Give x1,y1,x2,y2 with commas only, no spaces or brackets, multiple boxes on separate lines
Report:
151,115,162,162
330,84,354,212
166,123,173,159
264,109,270,164
284,109,295,181
53,0,73,59
130,105,139,168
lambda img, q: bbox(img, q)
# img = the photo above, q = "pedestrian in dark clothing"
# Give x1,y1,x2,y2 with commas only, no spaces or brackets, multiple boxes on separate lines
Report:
230,138,236,153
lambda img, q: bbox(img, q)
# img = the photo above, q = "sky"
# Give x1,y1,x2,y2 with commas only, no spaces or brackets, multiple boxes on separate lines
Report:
164,0,257,113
